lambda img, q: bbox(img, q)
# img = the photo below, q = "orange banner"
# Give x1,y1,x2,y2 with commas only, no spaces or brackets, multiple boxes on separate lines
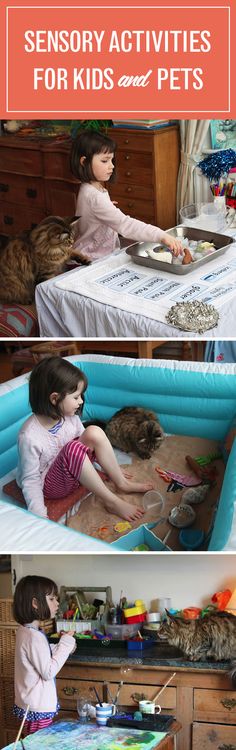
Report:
0,0,235,118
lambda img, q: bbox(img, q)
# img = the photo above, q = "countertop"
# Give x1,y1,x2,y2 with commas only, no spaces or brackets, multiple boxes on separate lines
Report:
67,643,229,673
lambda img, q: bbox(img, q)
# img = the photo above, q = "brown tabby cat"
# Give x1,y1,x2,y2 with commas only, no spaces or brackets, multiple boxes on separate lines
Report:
0,215,89,305
105,406,164,459
158,610,236,665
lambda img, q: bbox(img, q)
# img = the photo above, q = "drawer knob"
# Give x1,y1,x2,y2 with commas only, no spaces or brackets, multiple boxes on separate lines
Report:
26,188,37,198
4,215,13,225
0,183,9,193
126,187,132,193
62,686,78,696
124,139,130,144
125,155,131,161
220,698,236,710
125,171,132,177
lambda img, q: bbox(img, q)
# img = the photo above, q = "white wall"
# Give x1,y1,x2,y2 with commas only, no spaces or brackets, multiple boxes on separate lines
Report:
10,554,236,611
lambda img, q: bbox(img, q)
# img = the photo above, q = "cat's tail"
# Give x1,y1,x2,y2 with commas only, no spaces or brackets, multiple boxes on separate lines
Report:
229,660,236,687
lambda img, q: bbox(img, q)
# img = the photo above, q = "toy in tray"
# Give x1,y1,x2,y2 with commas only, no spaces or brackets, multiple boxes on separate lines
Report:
146,239,217,267
107,712,176,732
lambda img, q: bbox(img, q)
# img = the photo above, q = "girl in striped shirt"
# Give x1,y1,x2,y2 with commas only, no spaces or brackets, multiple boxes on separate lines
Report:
17,356,152,521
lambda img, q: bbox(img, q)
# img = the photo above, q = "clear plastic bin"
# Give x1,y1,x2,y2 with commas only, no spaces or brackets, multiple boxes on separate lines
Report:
56,620,98,633
104,623,140,640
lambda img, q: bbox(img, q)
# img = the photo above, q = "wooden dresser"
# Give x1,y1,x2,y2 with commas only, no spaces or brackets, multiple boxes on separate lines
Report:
0,124,179,237
107,125,180,229
0,610,235,750
57,659,236,750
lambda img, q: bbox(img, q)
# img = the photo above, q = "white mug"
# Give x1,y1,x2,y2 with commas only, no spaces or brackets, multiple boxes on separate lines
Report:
96,702,116,726
139,700,161,715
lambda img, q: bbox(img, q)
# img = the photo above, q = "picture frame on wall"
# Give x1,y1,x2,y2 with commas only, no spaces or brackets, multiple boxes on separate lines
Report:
210,119,236,150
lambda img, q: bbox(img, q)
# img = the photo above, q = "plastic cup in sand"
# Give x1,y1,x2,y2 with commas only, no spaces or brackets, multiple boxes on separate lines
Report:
142,490,164,512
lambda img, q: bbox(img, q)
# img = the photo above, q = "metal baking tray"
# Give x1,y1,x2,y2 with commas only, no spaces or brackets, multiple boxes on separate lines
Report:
126,226,234,274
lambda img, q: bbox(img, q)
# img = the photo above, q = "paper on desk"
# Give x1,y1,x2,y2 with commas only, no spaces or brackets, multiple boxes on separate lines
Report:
55,247,236,325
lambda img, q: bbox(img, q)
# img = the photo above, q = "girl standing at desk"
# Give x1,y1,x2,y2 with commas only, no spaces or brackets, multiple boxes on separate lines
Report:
13,575,75,735
70,130,182,262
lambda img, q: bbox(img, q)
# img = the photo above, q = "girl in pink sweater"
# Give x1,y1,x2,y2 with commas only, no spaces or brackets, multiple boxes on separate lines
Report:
17,356,152,520
13,575,75,735
70,130,182,261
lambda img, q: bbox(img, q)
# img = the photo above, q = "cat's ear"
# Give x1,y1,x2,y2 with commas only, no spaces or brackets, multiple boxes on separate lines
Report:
65,215,80,225
165,609,176,623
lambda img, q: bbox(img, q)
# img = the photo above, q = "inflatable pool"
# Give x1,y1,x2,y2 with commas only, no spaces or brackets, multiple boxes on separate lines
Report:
1,354,236,552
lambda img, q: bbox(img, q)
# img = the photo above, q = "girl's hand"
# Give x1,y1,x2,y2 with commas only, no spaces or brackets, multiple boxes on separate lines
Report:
160,232,183,256
60,629,75,638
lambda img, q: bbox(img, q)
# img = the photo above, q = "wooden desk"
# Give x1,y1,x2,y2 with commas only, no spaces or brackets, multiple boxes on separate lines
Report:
4,719,182,750
157,720,181,750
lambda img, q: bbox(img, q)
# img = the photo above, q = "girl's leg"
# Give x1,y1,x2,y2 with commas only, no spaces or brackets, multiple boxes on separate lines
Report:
79,452,145,521
79,426,153,520
80,426,153,494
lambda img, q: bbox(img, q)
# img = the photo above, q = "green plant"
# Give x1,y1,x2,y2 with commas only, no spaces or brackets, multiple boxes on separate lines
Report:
70,119,113,138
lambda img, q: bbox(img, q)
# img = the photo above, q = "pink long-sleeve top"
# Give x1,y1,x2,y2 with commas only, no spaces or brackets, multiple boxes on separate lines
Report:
73,182,166,261
16,414,84,518
14,625,75,713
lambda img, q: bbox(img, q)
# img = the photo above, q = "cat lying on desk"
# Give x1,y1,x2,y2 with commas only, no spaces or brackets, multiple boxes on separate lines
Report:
0,215,90,305
159,610,236,685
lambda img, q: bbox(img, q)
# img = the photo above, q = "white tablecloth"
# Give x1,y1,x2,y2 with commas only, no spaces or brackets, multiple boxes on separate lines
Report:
36,236,236,339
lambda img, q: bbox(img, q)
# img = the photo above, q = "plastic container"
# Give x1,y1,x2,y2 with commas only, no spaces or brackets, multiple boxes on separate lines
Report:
179,202,226,231
146,613,161,623
124,601,146,618
125,613,147,624
179,203,201,226
56,619,98,633
142,490,164,512
104,623,140,640
111,524,172,551
182,607,201,620
127,639,154,651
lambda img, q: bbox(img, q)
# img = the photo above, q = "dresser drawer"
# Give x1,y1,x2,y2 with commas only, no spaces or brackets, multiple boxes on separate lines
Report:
109,129,153,153
0,146,43,176
57,678,104,710
192,721,236,749
117,150,152,172
0,202,46,235
45,179,77,216
115,196,155,222
109,181,153,202
108,683,176,710
194,689,236,724
43,149,77,182
0,173,45,207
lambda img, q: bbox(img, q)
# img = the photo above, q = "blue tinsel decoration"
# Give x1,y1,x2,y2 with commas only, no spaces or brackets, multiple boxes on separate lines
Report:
198,148,236,180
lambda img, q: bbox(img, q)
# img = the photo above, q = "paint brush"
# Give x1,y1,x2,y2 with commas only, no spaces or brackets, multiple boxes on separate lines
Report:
93,686,103,706
114,680,123,705
152,672,176,703
13,705,30,750
104,681,114,703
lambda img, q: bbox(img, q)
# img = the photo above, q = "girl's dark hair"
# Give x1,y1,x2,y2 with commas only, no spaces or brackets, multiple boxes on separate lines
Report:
13,575,58,624
29,356,88,419
70,129,117,183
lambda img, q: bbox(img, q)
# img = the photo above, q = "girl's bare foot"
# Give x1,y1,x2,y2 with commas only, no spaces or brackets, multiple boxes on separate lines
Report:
116,478,154,494
104,495,145,521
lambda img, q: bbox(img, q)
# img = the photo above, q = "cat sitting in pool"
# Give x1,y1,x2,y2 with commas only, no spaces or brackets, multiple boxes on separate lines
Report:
84,406,164,460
